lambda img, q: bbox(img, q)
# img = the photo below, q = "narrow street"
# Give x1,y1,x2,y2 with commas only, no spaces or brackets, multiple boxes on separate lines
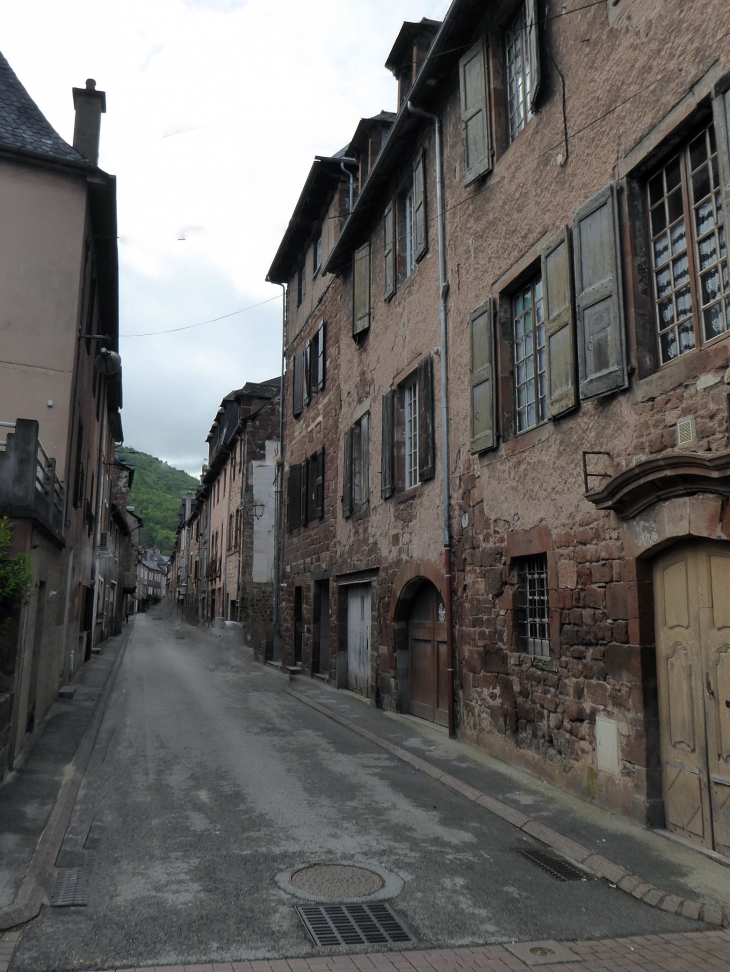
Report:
7,610,726,972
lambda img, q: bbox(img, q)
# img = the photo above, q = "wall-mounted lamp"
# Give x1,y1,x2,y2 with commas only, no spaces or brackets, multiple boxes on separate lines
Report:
242,502,265,521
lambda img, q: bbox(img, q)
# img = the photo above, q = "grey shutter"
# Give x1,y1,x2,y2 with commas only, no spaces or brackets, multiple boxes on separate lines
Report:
287,464,301,532
713,72,730,235
381,390,396,499
353,243,371,335
542,225,577,418
343,427,353,517
317,320,326,392
315,448,324,519
304,339,312,406
384,202,396,299
470,298,497,453
526,0,541,113
414,151,427,261
292,352,304,416
459,39,492,186
573,184,627,401
300,458,309,528
361,412,370,507
418,355,435,482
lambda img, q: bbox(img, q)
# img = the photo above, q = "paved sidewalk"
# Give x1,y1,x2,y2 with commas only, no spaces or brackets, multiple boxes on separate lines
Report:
3,929,728,972
281,675,729,926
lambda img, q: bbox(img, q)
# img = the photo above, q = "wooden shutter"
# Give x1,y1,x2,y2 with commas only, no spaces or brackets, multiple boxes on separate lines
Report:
713,72,730,234
315,448,324,519
414,151,427,261
353,243,371,335
459,39,492,186
360,412,370,507
317,320,326,392
470,298,497,453
526,0,541,113
542,225,577,418
381,390,396,499
304,339,312,406
300,458,309,528
573,184,627,401
384,202,396,300
342,427,353,518
287,464,301,532
292,352,304,416
418,355,435,482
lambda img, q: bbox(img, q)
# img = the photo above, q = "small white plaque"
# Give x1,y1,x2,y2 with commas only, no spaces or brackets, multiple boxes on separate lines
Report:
596,715,621,776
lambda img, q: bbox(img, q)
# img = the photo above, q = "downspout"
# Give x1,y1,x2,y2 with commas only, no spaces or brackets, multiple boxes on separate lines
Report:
407,100,455,738
89,375,107,654
269,280,286,641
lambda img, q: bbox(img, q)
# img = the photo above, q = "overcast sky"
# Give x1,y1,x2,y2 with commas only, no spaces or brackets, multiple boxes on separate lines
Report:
2,0,447,475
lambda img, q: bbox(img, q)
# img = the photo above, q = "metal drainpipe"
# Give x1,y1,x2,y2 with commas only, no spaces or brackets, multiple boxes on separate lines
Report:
89,375,107,654
269,280,286,638
407,100,455,738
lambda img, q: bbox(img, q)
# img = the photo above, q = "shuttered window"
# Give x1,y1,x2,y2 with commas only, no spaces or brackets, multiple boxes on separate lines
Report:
287,464,302,532
506,1,540,142
573,183,628,400
343,415,370,518
353,243,371,335
542,226,577,418
459,39,492,186
300,459,309,528
292,352,304,416
514,277,546,432
304,341,312,406
417,355,435,482
381,389,396,499
343,427,353,517
384,202,396,299
715,73,730,231
470,299,497,452
413,152,427,262
316,320,326,392
404,380,419,490
307,450,324,522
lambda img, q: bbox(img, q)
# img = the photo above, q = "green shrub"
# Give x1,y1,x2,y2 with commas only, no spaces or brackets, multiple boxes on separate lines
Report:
0,517,33,635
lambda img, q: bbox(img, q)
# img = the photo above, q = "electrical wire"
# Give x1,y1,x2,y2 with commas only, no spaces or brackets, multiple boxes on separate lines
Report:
120,294,280,337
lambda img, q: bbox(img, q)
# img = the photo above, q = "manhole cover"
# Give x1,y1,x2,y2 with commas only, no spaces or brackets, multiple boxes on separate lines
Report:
292,864,384,898
297,902,413,947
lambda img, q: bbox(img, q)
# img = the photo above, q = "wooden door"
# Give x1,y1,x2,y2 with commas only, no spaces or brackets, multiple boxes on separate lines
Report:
347,584,371,696
408,583,448,727
653,541,730,857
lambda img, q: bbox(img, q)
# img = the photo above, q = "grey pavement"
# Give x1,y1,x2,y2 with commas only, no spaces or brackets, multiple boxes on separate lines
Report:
5,608,727,972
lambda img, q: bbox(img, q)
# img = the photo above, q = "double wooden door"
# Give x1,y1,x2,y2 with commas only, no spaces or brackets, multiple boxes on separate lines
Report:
653,541,730,858
408,583,449,727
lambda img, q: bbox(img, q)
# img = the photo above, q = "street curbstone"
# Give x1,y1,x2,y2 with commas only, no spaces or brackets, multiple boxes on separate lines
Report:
659,894,685,914
642,889,666,907
439,774,482,803
520,821,592,864
581,854,628,885
680,899,702,921
476,794,530,828
617,874,643,894
699,904,725,927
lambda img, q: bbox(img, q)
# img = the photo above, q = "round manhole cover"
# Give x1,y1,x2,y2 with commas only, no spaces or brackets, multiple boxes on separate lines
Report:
291,864,384,898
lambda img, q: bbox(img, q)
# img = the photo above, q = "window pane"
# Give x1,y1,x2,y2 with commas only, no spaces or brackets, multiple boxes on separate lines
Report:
513,276,545,432
506,3,532,142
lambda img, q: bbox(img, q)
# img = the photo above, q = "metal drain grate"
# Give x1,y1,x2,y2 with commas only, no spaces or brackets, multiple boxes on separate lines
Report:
516,847,591,882
297,902,413,947
49,867,89,906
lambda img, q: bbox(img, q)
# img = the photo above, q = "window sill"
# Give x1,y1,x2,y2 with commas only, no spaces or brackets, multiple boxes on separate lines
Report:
635,337,730,403
395,484,421,503
502,422,551,457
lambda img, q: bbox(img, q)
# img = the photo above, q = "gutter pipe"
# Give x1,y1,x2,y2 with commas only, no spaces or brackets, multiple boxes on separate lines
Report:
407,100,455,738
268,279,286,644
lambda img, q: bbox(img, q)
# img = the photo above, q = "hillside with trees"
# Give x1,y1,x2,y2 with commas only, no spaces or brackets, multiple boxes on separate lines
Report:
115,448,198,555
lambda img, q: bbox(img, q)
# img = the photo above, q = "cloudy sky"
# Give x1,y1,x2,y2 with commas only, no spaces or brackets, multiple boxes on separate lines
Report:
2,0,447,475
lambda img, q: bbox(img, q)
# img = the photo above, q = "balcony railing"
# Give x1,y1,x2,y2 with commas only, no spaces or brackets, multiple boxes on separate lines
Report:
0,419,66,542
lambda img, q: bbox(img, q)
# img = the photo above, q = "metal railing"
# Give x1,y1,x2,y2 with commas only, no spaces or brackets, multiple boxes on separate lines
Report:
0,418,65,538
0,420,16,451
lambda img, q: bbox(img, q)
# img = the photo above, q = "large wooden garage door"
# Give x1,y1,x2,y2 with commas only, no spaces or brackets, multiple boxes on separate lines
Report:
653,541,730,858
408,583,448,727
347,584,371,697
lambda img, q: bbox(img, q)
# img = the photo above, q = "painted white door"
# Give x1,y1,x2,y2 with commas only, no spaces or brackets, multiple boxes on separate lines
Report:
347,584,371,697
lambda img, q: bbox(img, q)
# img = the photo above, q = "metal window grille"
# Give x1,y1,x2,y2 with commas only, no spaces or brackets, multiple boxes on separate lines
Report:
514,277,545,432
506,3,533,142
405,191,415,275
648,122,729,364
518,554,550,656
405,381,419,489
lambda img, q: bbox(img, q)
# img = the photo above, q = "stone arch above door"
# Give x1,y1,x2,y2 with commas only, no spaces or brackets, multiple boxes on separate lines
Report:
622,493,730,561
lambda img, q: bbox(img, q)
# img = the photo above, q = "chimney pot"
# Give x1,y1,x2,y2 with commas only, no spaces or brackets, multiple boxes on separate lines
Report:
72,80,106,165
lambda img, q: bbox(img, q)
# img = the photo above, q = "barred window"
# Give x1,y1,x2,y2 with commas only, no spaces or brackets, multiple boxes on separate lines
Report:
516,554,550,656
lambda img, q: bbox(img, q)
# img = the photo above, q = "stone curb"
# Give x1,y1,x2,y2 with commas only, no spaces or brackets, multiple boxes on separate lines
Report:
0,625,133,932
283,686,729,929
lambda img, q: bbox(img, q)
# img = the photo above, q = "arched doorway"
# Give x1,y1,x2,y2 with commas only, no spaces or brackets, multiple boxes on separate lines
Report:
653,539,730,858
408,582,448,727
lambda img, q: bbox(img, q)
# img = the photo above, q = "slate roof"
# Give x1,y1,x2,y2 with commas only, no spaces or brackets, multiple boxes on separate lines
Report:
0,51,83,163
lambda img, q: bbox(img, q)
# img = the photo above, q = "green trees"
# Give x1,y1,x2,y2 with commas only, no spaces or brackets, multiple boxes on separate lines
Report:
0,517,32,634
116,449,198,555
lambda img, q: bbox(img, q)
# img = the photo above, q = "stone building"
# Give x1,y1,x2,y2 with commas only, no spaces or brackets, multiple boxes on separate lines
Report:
270,1,730,859
0,54,123,778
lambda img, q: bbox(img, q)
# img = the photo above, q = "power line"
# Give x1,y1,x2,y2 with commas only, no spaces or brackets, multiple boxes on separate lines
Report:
120,295,280,337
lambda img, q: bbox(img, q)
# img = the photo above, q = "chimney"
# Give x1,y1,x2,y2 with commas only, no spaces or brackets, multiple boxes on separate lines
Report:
72,79,106,165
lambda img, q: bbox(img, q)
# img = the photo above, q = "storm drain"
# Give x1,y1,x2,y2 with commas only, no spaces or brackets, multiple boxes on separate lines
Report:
49,867,89,907
516,847,591,882
296,902,413,947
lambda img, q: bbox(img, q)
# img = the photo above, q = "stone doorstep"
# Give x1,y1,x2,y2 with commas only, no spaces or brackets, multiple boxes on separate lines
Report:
283,686,729,929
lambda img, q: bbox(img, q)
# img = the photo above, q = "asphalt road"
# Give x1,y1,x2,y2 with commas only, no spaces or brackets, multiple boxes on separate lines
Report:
10,609,704,971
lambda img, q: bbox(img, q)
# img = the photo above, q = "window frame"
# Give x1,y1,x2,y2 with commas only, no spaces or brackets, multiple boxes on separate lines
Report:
515,553,550,657
313,234,323,279
505,1,533,143
297,264,306,306
512,273,546,434
404,378,419,490
342,412,370,518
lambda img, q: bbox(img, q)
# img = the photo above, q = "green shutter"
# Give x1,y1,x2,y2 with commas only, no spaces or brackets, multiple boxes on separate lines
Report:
353,243,371,335
526,0,541,113
317,320,326,392
414,152,427,261
459,39,492,186
470,298,497,453
713,71,730,237
343,427,353,518
417,355,435,481
542,225,577,418
292,352,304,416
384,202,396,300
381,390,396,498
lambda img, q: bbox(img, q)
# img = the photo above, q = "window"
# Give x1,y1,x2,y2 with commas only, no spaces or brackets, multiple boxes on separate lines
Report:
513,276,546,432
297,264,306,306
353,243,371,336
648,123,729,365
287,449,324,531
459,38,492,185
342,412,370,518
313,235,322,278
381,355,434,498
293,321,326,417
505,1,540,143
405,190,415,276
516,554,549,656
